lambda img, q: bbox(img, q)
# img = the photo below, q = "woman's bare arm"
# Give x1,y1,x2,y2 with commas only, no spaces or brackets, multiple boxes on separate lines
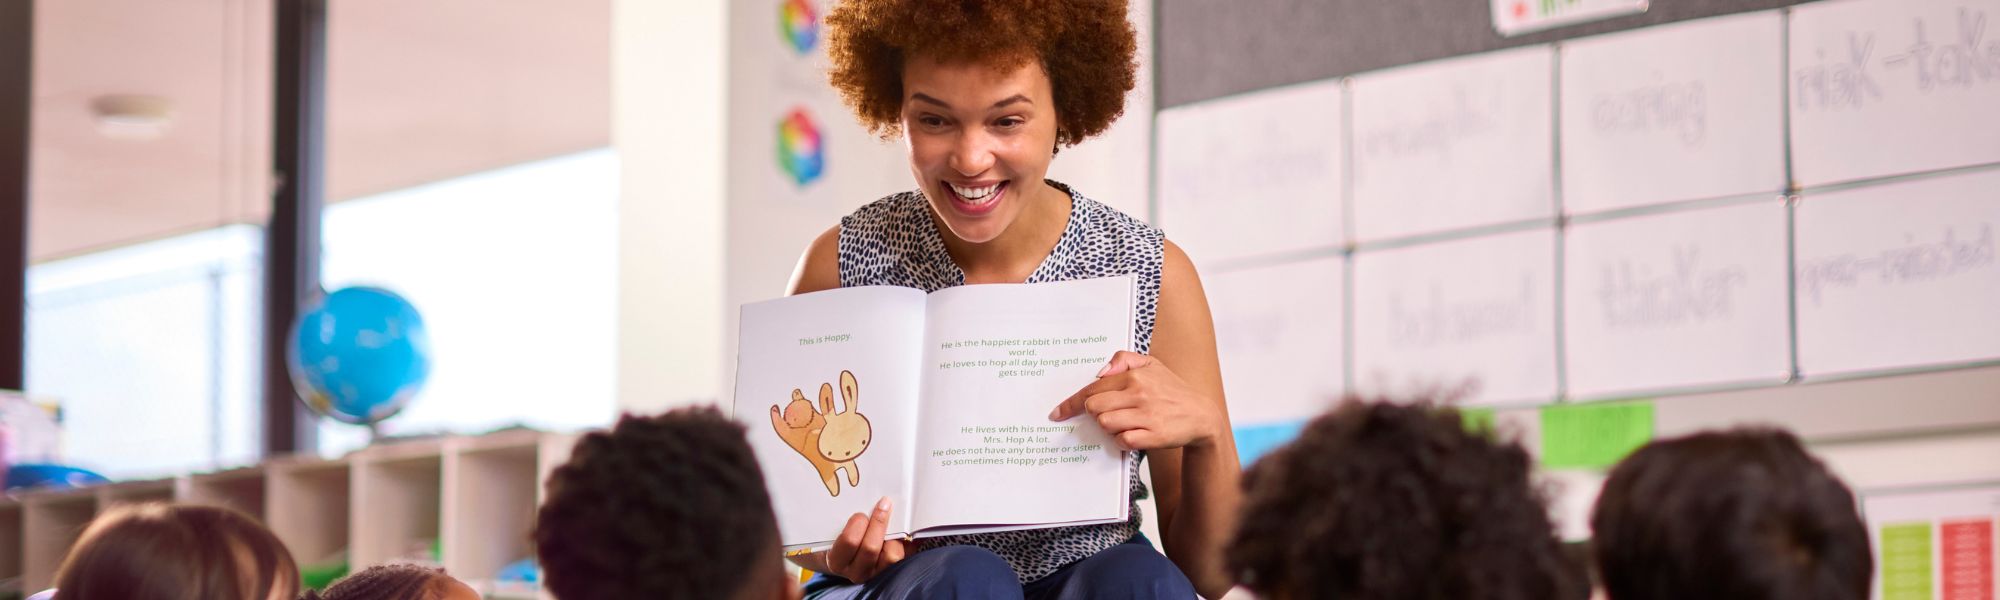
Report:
1145,240,1242,599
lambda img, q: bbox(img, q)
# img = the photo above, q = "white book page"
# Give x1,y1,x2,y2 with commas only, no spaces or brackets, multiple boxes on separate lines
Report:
909,276,1134,533
1795,169,2000,378
1563,202,1792,398
1351,46,1556,242
1789,0,2000,188
1351,228,1560,404
734,286,925,549
1559,11,1786,213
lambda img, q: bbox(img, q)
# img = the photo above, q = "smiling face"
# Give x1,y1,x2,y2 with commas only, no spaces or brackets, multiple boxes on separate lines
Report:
900,52,1061,245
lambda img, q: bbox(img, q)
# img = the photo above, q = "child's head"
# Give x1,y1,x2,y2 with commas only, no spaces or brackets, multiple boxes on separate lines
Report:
1227,399,1585,600
304,563,478,600
52,503,300,600
535,406,793,600
1590,427,1870,600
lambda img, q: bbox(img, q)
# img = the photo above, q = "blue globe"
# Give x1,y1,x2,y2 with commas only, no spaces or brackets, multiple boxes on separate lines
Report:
287,286,433,426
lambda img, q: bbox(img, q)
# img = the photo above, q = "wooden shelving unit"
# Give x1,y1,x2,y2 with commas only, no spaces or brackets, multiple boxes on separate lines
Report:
0,430,575,598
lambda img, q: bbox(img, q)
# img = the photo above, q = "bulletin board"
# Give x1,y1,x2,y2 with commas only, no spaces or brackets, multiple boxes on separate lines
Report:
1154,0,2000,468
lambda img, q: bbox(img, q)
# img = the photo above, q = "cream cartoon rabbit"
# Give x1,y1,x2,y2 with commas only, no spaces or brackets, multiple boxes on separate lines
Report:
769,370,871,496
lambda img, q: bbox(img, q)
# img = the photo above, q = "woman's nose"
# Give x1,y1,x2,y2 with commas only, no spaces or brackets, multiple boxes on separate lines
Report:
948,131,996,176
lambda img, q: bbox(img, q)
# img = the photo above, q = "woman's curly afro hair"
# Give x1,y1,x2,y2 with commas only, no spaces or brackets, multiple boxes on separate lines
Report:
1226,399,1587,600
825,0,1138,147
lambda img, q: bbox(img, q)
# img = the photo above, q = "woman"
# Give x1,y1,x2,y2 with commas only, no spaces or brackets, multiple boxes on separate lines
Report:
786,1,1240,598
37,503,300,600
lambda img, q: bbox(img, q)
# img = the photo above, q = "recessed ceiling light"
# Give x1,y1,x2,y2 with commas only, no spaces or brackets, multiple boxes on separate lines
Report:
90,94,175,140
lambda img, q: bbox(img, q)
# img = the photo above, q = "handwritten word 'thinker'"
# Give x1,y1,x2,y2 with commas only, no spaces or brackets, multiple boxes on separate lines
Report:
1595,245,1746,329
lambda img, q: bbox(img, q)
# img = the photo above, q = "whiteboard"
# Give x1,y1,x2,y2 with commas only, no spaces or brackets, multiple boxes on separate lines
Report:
1350,46,1555,242
1796,168,2000,378
1155,79,1344,267
1206,256,1345,426
1560,11,1786,214
1351,228,1559,405
1564,202,1792,399
1790,0,2000,188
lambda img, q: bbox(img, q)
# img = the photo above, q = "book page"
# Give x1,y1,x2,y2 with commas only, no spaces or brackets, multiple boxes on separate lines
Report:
734,286,925,550
909,276,1135,533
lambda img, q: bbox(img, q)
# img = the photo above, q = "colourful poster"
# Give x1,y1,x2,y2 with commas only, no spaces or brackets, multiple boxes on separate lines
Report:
1941,519,1993,600
1882,522,1935,600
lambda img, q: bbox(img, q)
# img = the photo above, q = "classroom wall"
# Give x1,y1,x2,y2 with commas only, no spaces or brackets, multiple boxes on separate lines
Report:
1152,2,2000,586
613,0,729,414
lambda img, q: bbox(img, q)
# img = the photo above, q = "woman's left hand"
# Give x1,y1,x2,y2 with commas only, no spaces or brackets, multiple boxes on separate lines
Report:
1048,350,1225,451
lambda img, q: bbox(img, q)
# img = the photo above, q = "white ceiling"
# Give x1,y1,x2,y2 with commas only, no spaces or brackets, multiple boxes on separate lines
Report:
29,0,610,261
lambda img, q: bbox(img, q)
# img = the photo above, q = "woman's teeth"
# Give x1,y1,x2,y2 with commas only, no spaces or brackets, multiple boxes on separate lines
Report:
950,182,999,201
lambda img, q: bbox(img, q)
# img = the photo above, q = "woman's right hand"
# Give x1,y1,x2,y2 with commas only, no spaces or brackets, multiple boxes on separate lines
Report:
821,496,907,583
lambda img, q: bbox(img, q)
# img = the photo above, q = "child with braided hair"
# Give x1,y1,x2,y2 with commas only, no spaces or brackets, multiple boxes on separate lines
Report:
302,563,478,600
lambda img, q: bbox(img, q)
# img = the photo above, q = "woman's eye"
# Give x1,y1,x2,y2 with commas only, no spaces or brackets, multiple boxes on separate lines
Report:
995,117,1024,129
919,116,947,128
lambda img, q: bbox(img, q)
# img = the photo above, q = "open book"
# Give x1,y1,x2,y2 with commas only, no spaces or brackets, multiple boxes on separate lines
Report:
733,275,1136,551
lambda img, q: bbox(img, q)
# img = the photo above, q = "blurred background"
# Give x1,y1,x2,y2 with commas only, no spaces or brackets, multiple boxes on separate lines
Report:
4,0,1999,596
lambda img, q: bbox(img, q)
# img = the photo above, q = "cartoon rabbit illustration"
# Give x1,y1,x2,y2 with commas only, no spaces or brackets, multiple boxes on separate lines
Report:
769,370,871,497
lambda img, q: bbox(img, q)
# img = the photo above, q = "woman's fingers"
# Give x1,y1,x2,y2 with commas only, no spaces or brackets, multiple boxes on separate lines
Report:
827,511,870,575
876,538,907,573
1084,390,1143,417
1094,406,1150,433
852,497,893,573
1095,350,1155,377
1115,428,1167,451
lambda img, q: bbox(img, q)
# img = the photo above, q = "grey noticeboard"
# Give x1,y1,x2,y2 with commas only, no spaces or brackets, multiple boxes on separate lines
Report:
1156,0,1810,109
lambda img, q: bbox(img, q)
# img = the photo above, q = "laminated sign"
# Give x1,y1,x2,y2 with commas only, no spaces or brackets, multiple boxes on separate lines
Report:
1493,0,1648,36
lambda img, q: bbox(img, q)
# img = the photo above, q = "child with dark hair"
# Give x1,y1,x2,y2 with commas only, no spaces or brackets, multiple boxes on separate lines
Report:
303,563,478,600
1227,399,1586,600
534,406,799,600
40,503,300,600
1590,427,1872,600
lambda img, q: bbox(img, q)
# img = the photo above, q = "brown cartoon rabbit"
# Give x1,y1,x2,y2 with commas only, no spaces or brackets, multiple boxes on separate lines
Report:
769,370,871,496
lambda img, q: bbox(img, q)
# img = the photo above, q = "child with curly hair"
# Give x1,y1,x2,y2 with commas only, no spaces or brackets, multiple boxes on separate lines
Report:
1226,399,1586,600
1590,428,1871,600
303,564,479,600
534,407,800,600
790,0,1236,597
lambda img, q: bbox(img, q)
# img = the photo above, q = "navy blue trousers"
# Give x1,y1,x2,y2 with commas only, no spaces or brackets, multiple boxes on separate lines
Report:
803,536,1196,600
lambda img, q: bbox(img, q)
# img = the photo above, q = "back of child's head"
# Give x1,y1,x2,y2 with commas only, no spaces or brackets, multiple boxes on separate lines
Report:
52,502,299,600
1590,427,1871,600
302,563,455,600
1227,398,1585,600
535,406,784,600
